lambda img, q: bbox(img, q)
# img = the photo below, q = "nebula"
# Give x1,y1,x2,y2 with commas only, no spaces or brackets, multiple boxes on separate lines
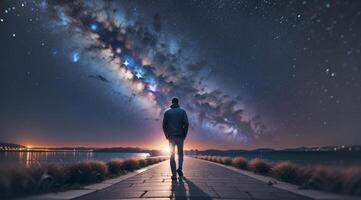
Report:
46,0,266,142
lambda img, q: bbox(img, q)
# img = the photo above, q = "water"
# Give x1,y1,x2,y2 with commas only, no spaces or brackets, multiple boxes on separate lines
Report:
0,151,150,166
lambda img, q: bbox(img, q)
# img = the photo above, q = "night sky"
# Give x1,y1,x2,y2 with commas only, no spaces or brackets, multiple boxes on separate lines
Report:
0,0,360,150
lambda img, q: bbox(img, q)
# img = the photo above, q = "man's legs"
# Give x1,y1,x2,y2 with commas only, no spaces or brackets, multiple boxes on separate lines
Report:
168,139,177,177
176,137,184,172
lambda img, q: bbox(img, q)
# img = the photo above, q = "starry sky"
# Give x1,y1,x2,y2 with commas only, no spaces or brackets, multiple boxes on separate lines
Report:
0,0,360,150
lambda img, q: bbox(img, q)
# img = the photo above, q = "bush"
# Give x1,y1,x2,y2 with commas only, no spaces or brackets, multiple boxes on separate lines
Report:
302,166,343,193
231,157,248,170
0,157,169,198
249,159,271,175
343,167,361,195
27,163,66,193
221,157,233,165
272,162,299,184
146,157,155,165
45,163,66,187
120,159,140,171
8,166,36,195
211,156,222,163
107,159,124,175
67,161,107,184
193,155,361,196
138,159,147,168
210,156,218,162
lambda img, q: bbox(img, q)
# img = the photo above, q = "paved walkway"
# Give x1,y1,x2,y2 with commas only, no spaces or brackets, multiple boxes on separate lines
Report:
75,157,311,200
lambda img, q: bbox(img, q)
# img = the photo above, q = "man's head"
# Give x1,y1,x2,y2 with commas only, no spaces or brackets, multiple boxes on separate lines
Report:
171,97,179,104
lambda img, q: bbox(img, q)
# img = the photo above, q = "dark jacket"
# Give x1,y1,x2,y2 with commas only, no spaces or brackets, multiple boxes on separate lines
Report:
162,103,189,139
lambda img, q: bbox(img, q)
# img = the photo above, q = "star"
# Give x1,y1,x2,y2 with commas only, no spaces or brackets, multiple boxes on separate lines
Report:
0,19,3,22
90,23,97,31
12,33,16,37
148,84,157,92
72,51,80,63
135,72,143,79
123,60,130,66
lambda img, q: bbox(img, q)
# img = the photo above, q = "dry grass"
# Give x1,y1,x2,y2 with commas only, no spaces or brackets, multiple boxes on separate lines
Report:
107,159,125,175
138,159,147,168
221,157,233,165
0,156,167,198
194,155,361,196
302,166,344,193
343,167,361,195
249,158,272,175
272,161,299,184
119,159,140,171
67,161,108,184
231,157,248,170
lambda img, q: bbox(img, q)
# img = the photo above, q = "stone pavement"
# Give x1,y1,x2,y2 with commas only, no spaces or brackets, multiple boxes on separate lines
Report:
75,157,312,200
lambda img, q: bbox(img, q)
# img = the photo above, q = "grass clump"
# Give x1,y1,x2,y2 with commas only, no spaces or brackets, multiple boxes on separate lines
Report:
302,166,343,193
249,159,272,175
193,155,361,196
138,159,148,168
0,156,168,199
272,162,299,184
221,157,233,165
67,161,108,184
107,159,124,175
120,159,140,171
231,157,248,170
343,167,361,195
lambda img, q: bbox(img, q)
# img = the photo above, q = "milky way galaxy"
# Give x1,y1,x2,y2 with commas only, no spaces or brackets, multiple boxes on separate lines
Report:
46,0,265,142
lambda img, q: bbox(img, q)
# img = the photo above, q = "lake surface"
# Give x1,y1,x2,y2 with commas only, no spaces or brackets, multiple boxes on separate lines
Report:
0,151,150,166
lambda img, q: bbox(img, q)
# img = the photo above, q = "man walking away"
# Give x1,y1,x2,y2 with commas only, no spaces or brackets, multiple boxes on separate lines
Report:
162,98,189,180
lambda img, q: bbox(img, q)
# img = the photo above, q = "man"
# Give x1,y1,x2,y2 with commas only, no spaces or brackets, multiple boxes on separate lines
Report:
162,97,189,180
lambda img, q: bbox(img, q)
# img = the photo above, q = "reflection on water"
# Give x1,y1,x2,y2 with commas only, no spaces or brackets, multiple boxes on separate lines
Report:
0,151,150,166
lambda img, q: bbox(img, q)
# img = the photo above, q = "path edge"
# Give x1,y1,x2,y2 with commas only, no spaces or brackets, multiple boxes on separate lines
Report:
193,157,358,200
16,160,168,200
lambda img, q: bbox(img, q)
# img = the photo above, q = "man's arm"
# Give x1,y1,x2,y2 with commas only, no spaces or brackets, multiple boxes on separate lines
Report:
162,112,169,139
183,111,189,138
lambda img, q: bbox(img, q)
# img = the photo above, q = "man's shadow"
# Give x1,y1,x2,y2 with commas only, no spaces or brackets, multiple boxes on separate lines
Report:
171,177,212,200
